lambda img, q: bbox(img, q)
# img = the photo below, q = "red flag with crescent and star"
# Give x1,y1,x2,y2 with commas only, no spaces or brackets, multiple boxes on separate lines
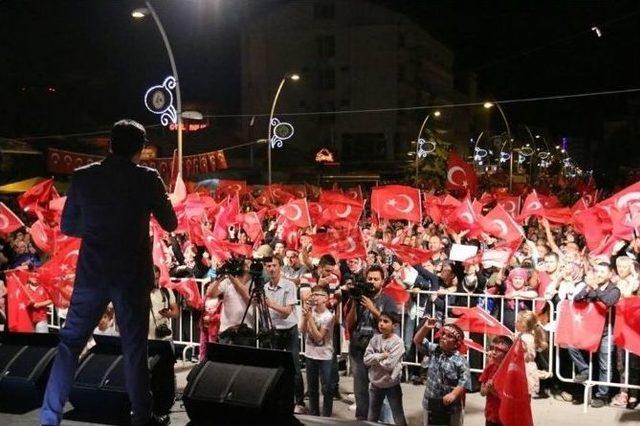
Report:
0,202,25,236
517,191,545,222
318,191,363,228
6,269,35,332
496,195,521,218
555,299,607,352
492,337,534,426
481,205,524,243
451,306,514,337
380,242,433,265
309,228,366,260
17,178,59,217
613,296,640,356
278,198,312,228
371,185,421,222
446,151,477,196
166,278,203,310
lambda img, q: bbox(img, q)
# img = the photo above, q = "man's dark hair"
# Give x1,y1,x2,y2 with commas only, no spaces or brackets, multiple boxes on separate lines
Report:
379,310,400,325
492,335,513,347
318,254,336,267
366,264,385,279
110,119,147,158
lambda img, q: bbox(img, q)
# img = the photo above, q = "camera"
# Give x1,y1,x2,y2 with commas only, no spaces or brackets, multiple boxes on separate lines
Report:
346,277,377,301
217,257,246,277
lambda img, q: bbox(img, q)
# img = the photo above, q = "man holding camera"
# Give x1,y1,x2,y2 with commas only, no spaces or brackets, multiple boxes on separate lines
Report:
264,256,306,413
345,264,400,420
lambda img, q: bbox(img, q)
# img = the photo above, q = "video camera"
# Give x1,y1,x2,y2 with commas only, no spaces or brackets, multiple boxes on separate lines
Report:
217,256,272,280
345,276,377,301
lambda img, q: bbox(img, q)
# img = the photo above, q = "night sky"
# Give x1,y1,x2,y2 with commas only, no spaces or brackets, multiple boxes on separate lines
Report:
2,0,639,182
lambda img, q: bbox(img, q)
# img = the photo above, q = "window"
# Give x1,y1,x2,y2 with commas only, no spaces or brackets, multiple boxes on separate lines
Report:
313,2,335,20
341,133,386,162
316,35,335,58
319,68,335,90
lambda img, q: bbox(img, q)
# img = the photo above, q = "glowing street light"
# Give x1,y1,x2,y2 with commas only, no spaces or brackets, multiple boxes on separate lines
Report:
484,102,494,109
132,2,184,175
267,73,300,184
484,100,513,190
414,110,441,183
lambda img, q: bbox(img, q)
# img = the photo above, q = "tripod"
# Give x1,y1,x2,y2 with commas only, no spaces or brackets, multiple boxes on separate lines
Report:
239,272,276,346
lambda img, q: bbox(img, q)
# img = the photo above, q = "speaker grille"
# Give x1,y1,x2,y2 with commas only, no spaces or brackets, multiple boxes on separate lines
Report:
190,361,241,402
75,354,121,387
5,346,55,380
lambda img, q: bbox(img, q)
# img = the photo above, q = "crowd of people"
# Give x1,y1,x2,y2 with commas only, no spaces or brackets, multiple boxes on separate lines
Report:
2,180,640,425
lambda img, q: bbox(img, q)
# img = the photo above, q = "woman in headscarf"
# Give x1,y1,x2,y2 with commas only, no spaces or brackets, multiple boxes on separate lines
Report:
500,267,537,331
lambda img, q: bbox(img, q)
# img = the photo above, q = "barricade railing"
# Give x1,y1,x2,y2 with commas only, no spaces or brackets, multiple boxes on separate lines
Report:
398,290,555,376
45,280,638,411
553,308,640,411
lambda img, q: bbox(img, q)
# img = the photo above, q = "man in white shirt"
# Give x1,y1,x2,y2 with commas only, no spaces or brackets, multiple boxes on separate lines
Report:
264,256,305,413
206,260,253,344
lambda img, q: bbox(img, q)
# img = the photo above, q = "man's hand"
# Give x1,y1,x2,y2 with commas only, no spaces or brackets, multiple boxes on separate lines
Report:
442,392,457,405
359,295,376,313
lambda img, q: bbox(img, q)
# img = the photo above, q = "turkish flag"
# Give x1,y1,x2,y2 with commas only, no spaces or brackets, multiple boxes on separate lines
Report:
609,207,635,241
36,258,75,309
492,337,534,426
480,241,520,269
265,184,295,205
6,269,35,332
283,184,307,199
0,202,25,235
307,202,324,225
481,205,524,242
345,185,364,202
571,197,590,214
281,219,300,250
202,226,253,262
572,206,611,251
29,219,56,253
613,296,640,356
319,191,363,228
17,178,58,216
451,306,514,337
517,191,545,222
151,223,171,286
479,192,495,206
539,194,561,209
166,278,203,310
448,198,482,236
213,195,240,240
598,180,640,211
496,195,521,218
446,151,478,195
380,241,432,265
383,280,409,304
238,211,264,243
310,228,366,260
371,185,421,222
555,300,607,352
278,198,312,228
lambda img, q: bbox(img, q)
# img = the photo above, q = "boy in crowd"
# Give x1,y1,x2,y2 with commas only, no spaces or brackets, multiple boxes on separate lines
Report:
364,310,407,425
414,322,471,426
479,336,514,426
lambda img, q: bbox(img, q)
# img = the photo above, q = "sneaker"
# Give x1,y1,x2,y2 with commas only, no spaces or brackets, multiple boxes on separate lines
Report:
342,393,355,403
611,393,628,408
556,391,574,402
348,403,357,412
590,398,607,408
574,371,589,383
294,404,308,414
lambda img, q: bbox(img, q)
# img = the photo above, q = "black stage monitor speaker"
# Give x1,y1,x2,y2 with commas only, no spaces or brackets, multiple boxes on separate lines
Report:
0,332,59,413
183,343,296,425
68,336,176,424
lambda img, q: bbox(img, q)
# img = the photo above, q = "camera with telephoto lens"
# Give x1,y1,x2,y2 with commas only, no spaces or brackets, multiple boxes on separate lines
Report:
347,276,377,301
217,257,245,277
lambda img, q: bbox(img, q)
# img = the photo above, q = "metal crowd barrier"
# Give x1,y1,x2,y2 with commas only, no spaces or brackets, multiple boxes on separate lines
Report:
44,281,640,413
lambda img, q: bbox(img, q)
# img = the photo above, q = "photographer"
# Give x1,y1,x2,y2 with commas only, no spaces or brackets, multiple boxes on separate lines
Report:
148,267,179,341
207,258,253,344
344,264,400,420
264,256,306,413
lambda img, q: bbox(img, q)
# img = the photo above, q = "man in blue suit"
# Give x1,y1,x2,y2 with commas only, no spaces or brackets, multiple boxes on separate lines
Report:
40,119,178,426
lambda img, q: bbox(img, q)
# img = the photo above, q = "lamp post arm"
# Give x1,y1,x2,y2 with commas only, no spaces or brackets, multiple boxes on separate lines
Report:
415,113,432,184
267,77,287,185
145,0,183,175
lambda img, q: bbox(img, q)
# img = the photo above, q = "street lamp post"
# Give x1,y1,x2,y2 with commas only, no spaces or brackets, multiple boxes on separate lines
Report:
484,102,513,191
267,74,299,185
132,2,183,175
415,110,440,184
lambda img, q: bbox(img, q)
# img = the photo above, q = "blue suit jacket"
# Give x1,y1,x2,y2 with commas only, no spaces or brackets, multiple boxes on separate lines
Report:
61,155,178,290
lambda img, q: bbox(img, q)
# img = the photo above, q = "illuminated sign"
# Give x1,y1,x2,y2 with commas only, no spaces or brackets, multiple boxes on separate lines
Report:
168,122,209,132
315,148,335,163
270,117,294,148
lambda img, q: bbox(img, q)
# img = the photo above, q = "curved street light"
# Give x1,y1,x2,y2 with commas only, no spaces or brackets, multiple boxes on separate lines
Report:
132,3,184,175
267,73,300,185
414,110,440,183
484,101,513,191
